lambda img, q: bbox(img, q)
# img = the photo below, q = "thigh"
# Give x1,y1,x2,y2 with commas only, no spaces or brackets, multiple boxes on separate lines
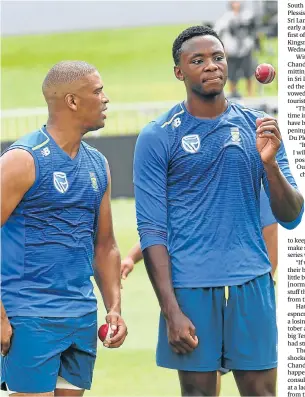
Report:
233,368,277,396
178,370,217,396
9,393,53,396
157,288,223,372
55,389,84,397
223,273,277,371
2,317,70,394
59,312,97,390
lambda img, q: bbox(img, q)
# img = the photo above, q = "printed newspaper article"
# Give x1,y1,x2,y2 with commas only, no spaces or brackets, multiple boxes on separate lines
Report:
278,1,305,396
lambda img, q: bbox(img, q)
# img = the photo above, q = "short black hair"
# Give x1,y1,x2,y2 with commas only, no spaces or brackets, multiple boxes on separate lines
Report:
42,60,97,93
172,25,224,65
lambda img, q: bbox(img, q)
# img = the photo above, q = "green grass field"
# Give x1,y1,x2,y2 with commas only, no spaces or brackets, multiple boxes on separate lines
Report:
89,198,240,397
2,24,278,110
2,25,278,142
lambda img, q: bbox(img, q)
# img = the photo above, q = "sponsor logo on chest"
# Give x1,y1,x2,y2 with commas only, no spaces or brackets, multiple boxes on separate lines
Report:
53,172,69,193
181,134,201,154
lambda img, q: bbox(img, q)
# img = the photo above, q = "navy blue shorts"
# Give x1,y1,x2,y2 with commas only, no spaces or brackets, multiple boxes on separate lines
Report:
157,273,277,372
1,311,97,393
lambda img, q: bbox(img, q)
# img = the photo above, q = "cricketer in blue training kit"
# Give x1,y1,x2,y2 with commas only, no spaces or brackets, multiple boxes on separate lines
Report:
134,26,304,397
1,61,127,396
121,189,278,396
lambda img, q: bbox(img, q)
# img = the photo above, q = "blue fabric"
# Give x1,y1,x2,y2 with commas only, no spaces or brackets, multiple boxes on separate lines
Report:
260,188,276,228
1,312,97,392
134,101,301,287
1,126,108,317
157,273,277,371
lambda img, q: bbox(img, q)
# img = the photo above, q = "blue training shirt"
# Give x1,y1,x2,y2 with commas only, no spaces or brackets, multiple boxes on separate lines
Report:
134,101,303,288
260,188,276,229
1,126,108,317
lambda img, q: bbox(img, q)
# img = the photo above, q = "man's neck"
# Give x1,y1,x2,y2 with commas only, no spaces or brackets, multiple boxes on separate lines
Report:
46,119,83,159
185,92,228,119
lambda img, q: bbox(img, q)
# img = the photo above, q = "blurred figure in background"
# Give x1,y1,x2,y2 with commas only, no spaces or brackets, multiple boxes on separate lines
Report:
214,1,258,98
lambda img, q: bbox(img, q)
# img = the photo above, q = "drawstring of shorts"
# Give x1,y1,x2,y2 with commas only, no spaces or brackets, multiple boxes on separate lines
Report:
224,286,229,306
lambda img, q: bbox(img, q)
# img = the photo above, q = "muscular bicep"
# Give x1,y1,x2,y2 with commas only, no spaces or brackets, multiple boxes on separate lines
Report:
1,149,35,226
94,161,116,250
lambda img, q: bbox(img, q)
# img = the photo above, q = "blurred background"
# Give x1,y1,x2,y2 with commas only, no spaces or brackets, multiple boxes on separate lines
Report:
1,1,278,395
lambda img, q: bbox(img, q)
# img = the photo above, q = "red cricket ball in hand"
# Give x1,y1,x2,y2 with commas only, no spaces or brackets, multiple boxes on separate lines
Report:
255,63,276,84
98,323,118,342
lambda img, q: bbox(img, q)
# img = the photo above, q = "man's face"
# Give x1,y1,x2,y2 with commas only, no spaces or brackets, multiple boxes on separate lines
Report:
231,1,241,13
174,35,228,98
76,71,109,133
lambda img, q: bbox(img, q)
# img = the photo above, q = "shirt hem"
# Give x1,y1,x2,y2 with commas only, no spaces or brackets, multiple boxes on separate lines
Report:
6,307,97,318
225,361,277,371
172,270,271,288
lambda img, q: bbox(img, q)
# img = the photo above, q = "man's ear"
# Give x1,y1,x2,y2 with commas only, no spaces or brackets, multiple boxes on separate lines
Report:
174,65,185,82
65,93,78,111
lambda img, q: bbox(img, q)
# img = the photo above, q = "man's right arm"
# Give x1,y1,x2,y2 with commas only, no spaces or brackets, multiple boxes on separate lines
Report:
120,241,143,280
260,188,278,278
263,223,278,278
0,148,35,355
134,124,198,354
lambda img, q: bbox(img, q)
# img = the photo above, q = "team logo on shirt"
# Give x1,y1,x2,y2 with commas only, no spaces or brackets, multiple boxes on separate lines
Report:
89,172,99,191
53,172,69,193
181,134,201,154
230,127,241,142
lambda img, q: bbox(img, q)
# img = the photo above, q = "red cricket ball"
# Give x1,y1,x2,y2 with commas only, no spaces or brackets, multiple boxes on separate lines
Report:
255,63,276,84
98,323,118,342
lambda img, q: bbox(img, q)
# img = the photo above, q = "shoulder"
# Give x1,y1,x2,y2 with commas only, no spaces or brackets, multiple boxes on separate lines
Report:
81,141,107,166
155,102,186,129
1,129,47,191
1,147,34,168
228,102,266,123
1,129,45,168
2,128,50,167
81,141,109,190
10,128,50,152
1,148,35,190
138,102,185,141
229,102,265,117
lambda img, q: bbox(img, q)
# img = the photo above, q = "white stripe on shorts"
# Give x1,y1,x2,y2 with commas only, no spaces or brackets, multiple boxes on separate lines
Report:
5,376,83,394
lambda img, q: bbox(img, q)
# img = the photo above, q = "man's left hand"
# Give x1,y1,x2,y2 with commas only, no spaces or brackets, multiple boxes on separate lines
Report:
256,117,281,164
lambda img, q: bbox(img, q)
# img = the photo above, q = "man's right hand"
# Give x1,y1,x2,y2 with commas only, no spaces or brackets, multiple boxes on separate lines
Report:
166,310,198,354
1,316,12,356
120,257,135,280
